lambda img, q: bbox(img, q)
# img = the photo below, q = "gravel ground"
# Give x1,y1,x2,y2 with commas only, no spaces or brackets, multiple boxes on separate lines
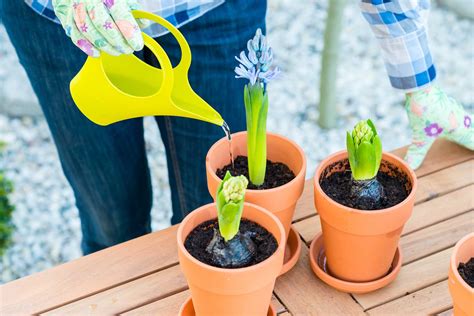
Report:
1,1,473,283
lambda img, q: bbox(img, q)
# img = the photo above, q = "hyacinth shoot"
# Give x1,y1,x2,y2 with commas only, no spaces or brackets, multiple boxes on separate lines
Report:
235,29,280,186
216,171,248,241
346,119,382,181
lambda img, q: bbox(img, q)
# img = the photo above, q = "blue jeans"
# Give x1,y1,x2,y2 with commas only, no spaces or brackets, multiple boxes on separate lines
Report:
0,1,266,254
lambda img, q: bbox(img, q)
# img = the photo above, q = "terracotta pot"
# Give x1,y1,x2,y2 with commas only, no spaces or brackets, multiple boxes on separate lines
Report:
206,131,306,238
448,233,474,316
177,202,285,316
313,151,417,282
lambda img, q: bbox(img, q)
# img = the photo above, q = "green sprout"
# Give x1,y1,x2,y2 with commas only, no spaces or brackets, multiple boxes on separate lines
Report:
346,119,382,180
216,171,248,241
235,29,280,186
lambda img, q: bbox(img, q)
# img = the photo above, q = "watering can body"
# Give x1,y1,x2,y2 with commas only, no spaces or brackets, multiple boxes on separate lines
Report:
70,10,223,126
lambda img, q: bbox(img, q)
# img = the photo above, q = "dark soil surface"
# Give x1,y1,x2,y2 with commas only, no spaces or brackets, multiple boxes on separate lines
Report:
216,155,295,189
184,219,278,269
320,159,410,210
458,257,474,288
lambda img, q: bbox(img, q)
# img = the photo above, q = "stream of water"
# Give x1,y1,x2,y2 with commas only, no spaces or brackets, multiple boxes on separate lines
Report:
221,121,234,169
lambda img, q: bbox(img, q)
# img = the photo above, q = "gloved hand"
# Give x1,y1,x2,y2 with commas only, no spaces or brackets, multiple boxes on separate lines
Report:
52,0,144,57
405,86,473,170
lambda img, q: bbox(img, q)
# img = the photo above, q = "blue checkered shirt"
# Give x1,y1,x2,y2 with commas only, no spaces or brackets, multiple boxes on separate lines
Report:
360,0,436,92
24,0,224,38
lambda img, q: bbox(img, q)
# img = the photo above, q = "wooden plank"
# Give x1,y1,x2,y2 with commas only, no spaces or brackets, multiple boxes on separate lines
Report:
122,289,189,316
294,184,473,245
437,308,453,316
293,178,315,222
354,247,453,310
415,160,473,204
391,139,473,178
293,215,321,245
403,185,473,235
0,225,178,315
272,295,287,314
122,290,287,315
293,141,473,222
367,281,451,315
401,211,473,265
298,212,472,270
43,265,187,315
274,246,365,315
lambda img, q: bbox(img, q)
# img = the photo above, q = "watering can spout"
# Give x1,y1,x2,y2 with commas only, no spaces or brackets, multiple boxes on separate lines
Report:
181,101,224,126
171,80,224,126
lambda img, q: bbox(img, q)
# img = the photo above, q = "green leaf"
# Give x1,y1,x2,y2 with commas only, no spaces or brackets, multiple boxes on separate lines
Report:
366,119,378,136
346,131,356,173
250,91,268,185
0,144,14,257
354,141,376,180
218,202,244,242
246,84,267,186
216,171,248,241
244,84,253,149
373,135,382,172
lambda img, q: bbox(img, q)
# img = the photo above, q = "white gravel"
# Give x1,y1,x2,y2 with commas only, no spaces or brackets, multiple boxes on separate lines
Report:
1,0,473,283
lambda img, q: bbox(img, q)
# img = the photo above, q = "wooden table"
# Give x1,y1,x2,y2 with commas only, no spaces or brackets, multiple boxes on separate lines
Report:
1,139,473,315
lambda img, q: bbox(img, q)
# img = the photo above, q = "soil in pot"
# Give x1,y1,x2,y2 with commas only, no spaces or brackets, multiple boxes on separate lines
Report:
216,156,295,190
184,218,278,269
320,159,410,210
458,257,474,288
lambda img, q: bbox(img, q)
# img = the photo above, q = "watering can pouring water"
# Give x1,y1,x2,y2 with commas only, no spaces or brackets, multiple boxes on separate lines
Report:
70,10,223,126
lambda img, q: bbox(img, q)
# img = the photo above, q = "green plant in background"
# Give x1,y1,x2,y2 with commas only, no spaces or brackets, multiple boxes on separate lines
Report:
216,171,248,241
235,28,280,186
0,142,15,256
346,119,382,180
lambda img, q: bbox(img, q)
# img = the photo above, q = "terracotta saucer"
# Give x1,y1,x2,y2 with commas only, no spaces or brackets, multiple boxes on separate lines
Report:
179,297,276,316
280,226,302,275
309,232,402,294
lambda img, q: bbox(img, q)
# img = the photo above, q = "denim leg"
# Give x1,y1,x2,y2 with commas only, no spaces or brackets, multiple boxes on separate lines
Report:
150,0,267,224
0,1,152,254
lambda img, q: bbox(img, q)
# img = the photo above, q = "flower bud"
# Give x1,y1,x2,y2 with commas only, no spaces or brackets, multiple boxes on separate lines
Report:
352,120,375,146
222,175,249,203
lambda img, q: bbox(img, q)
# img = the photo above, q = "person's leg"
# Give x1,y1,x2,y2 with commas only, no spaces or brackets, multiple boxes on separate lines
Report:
0,1,152,254
151,0,267,224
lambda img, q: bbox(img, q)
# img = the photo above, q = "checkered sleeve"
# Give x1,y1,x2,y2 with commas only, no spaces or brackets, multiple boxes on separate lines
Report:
360,0,436,92
24,0,224,38
139,0,224,37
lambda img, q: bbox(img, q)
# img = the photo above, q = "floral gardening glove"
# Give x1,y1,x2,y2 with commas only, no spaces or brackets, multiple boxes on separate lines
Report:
52,0,144,57
405,86,473,170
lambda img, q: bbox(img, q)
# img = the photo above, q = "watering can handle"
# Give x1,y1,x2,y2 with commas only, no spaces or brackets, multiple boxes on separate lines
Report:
132,10,192,71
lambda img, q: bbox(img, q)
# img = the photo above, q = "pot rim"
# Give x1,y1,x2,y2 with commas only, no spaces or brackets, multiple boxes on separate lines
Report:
206,131,307,194
313,150,418,215
177,202,286,273
450,232,474,293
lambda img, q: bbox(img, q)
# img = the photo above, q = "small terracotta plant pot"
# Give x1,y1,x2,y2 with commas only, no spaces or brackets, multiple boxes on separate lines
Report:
206,131,306,240
177,202,285,316
313,150,417,282
448,233,474,316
